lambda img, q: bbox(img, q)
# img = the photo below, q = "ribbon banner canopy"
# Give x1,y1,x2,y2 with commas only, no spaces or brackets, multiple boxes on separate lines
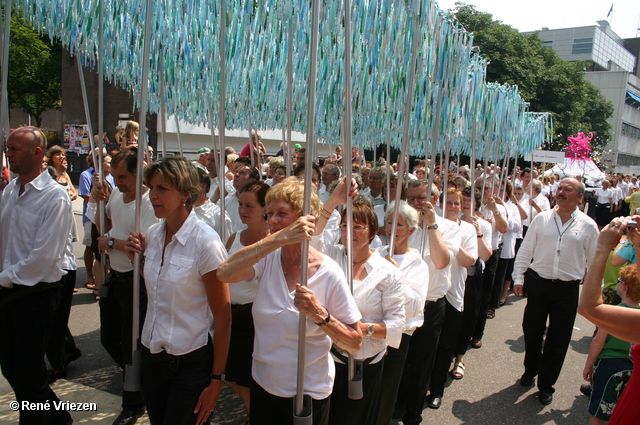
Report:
15,0,551,156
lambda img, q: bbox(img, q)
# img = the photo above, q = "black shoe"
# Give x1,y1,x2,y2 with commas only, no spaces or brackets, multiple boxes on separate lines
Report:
113,407,145,425
47,368,67,384
520,373,534,387
427,396,442,409
537,391,553,405
580,383,592,397
63,349,82,367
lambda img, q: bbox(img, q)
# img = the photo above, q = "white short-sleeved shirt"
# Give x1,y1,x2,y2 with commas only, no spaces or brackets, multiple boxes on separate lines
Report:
251,249,361,400
310,239,405,361
447,220,478,312
596,188,614,204
377,246,429,335
105,188,159,272
142,210,228,356
482,203,507,250
194,199,233,243
227,232,259,305
408,215,461,301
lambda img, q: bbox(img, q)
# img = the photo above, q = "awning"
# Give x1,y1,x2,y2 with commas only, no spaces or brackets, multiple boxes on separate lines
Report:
627,90,640,104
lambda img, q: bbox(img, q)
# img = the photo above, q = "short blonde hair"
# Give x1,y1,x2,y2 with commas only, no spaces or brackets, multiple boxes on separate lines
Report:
144,156,201,210
265,176,320,219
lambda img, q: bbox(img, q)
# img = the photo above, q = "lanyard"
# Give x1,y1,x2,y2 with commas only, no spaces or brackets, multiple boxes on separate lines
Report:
553,214,576,256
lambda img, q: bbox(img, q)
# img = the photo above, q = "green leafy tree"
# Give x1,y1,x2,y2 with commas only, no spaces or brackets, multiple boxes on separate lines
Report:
452,3,613,151
7,12,61,127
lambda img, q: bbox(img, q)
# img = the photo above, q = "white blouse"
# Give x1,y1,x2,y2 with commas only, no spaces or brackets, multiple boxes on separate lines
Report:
596,188,613,204
376,246,429,335
227,231,259,305
310,238,406,361
142,210,228,356
447,220,478,312
251,249,361,400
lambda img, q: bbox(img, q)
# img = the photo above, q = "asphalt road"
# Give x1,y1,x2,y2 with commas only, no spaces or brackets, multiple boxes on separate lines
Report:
62,198,594,425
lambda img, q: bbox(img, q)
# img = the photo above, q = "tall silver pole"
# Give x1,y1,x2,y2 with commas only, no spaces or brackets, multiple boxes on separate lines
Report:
390,2,421,256
0,0,12,153
159,58,166,158
469,121,477,215
286,17,293,177
124,0,152,393
218,0,227,249
96,0,107,299
295,0,320,420
174,115,183,156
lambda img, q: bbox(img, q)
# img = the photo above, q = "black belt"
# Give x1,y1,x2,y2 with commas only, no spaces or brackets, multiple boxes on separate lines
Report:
331,345,382,368
527,268,580,285
110,269,134,279
597,203,610,206
231,303,253,313
0,281,61,307
142,338,212,362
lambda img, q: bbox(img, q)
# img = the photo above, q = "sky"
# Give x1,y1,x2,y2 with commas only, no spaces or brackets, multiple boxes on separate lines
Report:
436,0,640,39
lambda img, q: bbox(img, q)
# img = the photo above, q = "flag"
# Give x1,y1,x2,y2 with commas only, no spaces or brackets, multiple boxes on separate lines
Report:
607,3,613,17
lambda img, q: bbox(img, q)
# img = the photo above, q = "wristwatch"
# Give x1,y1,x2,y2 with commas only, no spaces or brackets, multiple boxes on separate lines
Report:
426,223,439,230
366,323,375,336
211,373,226,382
493,211,502,216
108,238,115,248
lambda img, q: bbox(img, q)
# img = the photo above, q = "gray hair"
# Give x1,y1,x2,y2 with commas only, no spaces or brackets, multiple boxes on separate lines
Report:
407,179,439,197
268,156,285,167
385,201,419,230
370,166,386,180
531,179,543,194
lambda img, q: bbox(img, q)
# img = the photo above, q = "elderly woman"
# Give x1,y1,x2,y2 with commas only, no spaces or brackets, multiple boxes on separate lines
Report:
373,201,429,425
46,145,78,200
216,177,362,425
125,157,231,425
315,178,405,425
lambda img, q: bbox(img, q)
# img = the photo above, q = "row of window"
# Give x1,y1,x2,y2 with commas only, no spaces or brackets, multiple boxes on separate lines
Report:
617,154,640,166
622,123,640,141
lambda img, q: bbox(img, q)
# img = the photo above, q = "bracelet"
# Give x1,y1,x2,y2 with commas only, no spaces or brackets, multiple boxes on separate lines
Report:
254,239,263,262
315,310,331,326
477,234,484,238
321,207,332,219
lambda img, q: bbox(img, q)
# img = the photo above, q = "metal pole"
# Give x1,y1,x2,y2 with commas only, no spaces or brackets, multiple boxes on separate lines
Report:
0,0,11,153
77,60,97,170
294,0,320,420
159,58,166,158
174,115,183,156
248,114,255,167
96,0,107,303
218,0,227,250
469,121,477,216
390,1,421,256
124,0,152,393
442,134,451,217
286,17,293,177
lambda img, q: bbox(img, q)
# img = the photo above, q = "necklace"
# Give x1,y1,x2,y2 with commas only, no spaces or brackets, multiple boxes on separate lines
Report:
552,213,576,256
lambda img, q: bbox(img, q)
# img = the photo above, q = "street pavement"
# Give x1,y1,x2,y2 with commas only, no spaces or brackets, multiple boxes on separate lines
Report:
0,197,595,424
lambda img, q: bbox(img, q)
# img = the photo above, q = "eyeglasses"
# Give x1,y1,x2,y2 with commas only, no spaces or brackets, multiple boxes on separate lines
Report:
408,196,428,203
446,201,461,206
618,278,625,285
339,223,368,231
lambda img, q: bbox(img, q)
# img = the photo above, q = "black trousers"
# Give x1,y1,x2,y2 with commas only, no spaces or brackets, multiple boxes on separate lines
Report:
329,357,384,425
429,298,463,398
141,342,213,425
0,283,71,424
491,257,515,309
473,248,501,340
250,380,330,425
99,271,147,409
395,297,445,425
374,334,411,425
522,269,580,394
46,270,78,371
455,261,483,356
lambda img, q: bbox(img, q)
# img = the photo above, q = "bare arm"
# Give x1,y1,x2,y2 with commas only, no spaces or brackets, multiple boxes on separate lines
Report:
194,269,232,425
487,198,508,234
294,285,362,354
579,218,640,344
314,176,358,235
456,246,476,269
216,215,316,283
582,328,607,382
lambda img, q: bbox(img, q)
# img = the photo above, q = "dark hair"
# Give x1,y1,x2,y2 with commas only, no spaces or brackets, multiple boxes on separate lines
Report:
235,156,252,167
240,182,270,207
340,202,378,242
462,186,482,211
111,150,138,174
293,162,321,181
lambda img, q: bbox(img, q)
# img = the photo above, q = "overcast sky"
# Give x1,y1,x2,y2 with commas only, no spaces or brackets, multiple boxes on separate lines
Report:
436,0,640,39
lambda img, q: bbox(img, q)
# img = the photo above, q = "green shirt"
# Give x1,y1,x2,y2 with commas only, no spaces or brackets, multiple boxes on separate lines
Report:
599,303,640,359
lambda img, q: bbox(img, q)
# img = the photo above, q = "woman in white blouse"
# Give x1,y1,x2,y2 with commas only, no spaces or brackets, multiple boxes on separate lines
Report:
374,201,429,425
315,178,405,425
125,157,231,425
217,177,362,425
224,181,270,417
595,179,614,229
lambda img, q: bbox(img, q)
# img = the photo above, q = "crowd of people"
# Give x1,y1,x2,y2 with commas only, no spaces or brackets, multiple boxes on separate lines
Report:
2,124,640,425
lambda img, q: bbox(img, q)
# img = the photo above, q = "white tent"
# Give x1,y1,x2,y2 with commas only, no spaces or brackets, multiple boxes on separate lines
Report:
544,158,605,186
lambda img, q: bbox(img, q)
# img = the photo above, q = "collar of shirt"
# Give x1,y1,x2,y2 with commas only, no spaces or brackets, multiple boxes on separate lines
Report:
20,170,52,194
150,209,200,247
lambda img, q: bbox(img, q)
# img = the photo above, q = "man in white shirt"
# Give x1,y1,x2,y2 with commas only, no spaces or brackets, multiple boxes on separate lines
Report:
92,149,159,425
218,160,260,234
513,178,598,405
206,150,233,201
319,163,341,203
0,127,74,425
396,180,460,425
367,167,386,206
